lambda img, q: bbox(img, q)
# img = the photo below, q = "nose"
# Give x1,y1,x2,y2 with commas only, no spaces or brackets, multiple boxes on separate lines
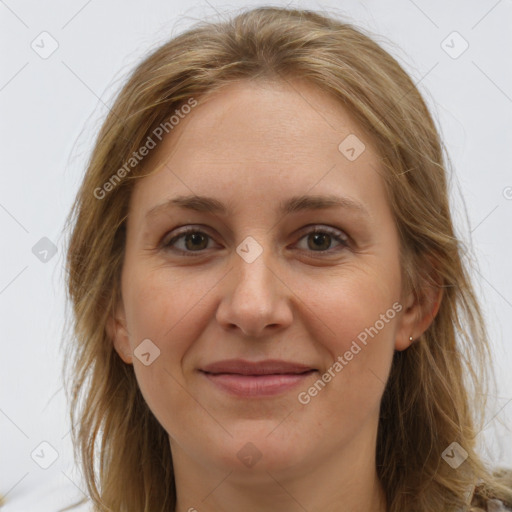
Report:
215,243,293,338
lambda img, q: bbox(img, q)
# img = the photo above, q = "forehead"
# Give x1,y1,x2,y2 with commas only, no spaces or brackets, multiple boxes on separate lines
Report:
155,78,371,166
129,78,387,221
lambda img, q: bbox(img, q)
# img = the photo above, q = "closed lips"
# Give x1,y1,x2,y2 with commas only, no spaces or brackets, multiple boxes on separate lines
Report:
199,359,318,397
199,359,317,375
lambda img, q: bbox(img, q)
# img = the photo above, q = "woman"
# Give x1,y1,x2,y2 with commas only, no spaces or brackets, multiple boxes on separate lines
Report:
64,6,512,512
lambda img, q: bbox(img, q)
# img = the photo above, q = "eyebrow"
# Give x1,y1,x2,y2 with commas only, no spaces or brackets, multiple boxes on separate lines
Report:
144,193,370,221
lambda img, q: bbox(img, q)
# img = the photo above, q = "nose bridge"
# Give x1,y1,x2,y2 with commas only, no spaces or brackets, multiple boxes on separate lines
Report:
234,242,275,300
215,235,292,336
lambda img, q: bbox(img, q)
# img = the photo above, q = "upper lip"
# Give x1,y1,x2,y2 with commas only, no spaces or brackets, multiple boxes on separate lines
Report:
200,359,316,375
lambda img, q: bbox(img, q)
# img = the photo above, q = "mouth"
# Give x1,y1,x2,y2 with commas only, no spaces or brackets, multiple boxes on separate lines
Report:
199,359,318,397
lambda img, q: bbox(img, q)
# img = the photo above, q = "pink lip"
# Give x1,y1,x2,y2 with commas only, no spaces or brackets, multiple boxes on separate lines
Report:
199,359,317,397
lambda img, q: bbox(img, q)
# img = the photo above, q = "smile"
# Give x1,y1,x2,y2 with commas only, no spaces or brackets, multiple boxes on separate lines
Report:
199,359,318,397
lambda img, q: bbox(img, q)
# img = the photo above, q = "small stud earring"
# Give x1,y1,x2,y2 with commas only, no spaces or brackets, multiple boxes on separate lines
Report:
409,336,414,342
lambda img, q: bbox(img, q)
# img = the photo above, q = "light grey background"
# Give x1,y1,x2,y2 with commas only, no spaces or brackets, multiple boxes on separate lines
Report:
1,0,511,509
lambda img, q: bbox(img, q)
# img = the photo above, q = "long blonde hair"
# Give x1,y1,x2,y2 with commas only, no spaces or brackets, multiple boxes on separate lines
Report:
64,6,512,511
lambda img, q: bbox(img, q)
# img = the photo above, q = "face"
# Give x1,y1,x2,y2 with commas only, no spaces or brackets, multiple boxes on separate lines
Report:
111,79,418,478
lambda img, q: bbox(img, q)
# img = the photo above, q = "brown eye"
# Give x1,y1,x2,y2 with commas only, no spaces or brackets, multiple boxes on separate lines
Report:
182,232,209,251
296,226,350,254
163,228,213,254
307,232,332,251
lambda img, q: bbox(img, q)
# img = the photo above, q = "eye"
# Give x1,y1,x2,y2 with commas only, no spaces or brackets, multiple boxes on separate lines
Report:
294,226,350,254
162,227,215,255
162,225,350,257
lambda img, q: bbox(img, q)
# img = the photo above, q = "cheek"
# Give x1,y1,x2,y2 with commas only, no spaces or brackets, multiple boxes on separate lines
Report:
295,280,398,432
121,266,220,429
123,266,211,348
299,264,400,419
306,264,401,353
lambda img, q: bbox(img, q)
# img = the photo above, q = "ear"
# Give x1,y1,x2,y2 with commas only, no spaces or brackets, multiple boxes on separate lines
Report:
395,275,443,352
106,299,133,364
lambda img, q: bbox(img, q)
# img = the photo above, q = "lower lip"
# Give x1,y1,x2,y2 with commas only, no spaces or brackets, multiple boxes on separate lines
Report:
200,371,316,397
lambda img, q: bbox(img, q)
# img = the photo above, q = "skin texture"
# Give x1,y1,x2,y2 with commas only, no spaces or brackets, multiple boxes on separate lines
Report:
109,78,436,512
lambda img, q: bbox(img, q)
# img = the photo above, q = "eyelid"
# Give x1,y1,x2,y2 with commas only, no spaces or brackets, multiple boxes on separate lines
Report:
296,224,349,242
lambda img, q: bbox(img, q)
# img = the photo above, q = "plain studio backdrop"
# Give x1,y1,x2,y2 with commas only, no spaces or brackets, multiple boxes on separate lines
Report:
1,0,511,509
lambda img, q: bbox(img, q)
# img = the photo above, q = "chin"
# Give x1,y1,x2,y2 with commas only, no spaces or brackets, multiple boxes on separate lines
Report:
206,430,309,476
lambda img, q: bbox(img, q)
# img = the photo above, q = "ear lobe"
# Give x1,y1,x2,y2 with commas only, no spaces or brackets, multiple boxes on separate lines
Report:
106,301,133,364
395,284,443,352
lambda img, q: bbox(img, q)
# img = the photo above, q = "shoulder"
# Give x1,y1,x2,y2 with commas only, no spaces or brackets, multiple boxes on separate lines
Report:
486,498,512,511
471,468,512,512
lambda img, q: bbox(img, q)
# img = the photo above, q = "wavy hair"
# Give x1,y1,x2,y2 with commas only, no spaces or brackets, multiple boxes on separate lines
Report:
64,6,512,511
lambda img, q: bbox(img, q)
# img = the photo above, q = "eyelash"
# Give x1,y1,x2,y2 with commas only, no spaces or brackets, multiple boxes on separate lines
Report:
161,225,351,257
